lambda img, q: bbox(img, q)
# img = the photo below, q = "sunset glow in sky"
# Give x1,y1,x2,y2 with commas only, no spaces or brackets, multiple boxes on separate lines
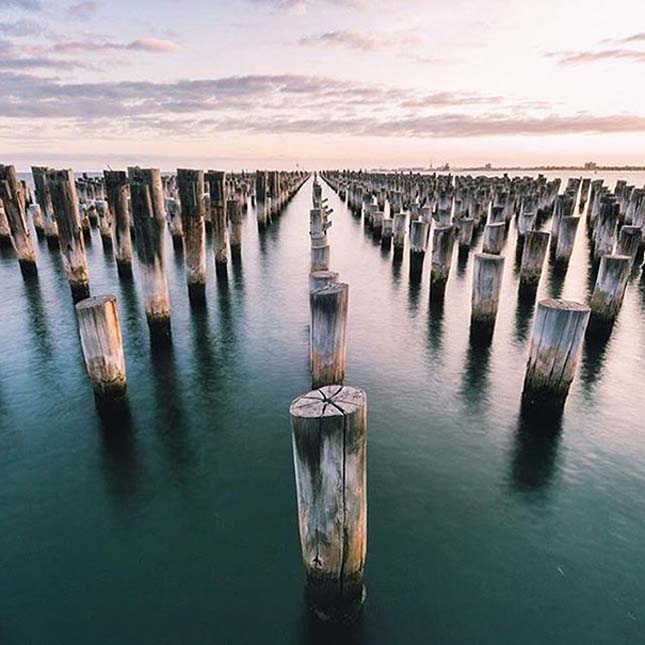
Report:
2,0,645,169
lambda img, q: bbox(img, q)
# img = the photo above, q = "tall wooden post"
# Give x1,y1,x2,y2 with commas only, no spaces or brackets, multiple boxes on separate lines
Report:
206,171,228,268
227,198,242,261
0,164,37,276
430,224,455,299
104,170,132,277
554,216,579,267
32,166,59,243
616,225,642,270
48,169,90,301
76,295,127,403
393,211,406,259
310,283,348,389
165,196,184,248
409,220,429,277
589,255,631,322
482,222,505,255
129,167,171,339
290,384,367,622
177,169,207,302
519,230,550,293
95,200,113,246
522,299,590,409
471,253,504,338
0,203,11,247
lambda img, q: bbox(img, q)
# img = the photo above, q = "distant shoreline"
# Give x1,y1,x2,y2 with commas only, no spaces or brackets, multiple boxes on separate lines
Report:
372,166,645,173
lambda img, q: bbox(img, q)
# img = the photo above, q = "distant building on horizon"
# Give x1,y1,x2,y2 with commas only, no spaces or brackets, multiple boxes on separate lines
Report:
584,161,598,170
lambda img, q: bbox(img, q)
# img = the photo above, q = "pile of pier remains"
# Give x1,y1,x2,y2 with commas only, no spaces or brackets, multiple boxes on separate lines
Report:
322,169,644,413
0,163,308,406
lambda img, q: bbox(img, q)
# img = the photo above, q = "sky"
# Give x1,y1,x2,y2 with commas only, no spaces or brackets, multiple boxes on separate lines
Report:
1,0,645,170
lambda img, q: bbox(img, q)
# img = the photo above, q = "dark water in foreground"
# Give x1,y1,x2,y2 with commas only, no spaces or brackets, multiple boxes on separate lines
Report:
1,175,645,644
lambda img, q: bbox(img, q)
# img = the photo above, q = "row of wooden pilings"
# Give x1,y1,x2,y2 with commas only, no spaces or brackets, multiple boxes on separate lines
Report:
322,170,644,413
0,163,308,404
288,174,366,623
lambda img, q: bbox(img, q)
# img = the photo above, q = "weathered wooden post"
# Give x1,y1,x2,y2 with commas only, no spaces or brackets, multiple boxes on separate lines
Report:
616,225,642,270
522,299,590,409
76,295,127,404
381,218,393,248
409,220,429,277
255,170,268,228
290,384,367,622
458,217,474,257
310,283,348,389
311,238,330,272
104,170,132,277
28,203,44,239
206,171,228,269
227,198,242,262
177,169,207,301
471,253,504,339
0,164,37,276
95,199,113,247
393,211,407,259
593,197,618,261
48,169,90,301
165,196,183,248
129,167,171,339
31,166,59,245
309,270,339,293
482,222,505,255
519,230,550,293
589,255,631,323
0,203,11,247
554,216,580,267
430,224,455,299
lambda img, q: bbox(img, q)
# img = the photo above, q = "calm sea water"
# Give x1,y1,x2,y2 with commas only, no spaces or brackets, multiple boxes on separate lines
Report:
1,173,644,644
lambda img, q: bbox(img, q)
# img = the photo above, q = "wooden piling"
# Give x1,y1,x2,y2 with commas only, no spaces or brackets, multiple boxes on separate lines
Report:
458,217,474,252
31,166,59,243
0,164,37,276
75,295,127,402
165,196,184,247
589,254,631,322
393,212,407,258
0,202,11,247
310,283,348,389
430,224,455,298
95,199,113,246
227,198,242,261
129,167,171,338
311,239,330,273
519,230,550,292
104,170,132,277
554,216,580,267
177,169,207,301
48,169,90,300
309,270,339,293
616,225,642,270
471,253,505,336
289,384,367,622
522,299,590,409
206,171,228,267
409,220,429,276
482,222,505,255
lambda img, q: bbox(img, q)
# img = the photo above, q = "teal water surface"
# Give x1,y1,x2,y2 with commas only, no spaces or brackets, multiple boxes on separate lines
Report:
1,174,644,644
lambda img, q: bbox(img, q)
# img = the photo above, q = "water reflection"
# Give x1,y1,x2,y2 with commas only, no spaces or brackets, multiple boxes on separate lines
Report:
97,398,144,510
580,322,613,396
22,276,54,366
117,275,145,341
513,292,536,345
296,604,365,645
407,271,422,316
460,332,492,409
189,301,218,400
426,296,445,357
150,343,193,486
510,406,563,493
546,261,566,299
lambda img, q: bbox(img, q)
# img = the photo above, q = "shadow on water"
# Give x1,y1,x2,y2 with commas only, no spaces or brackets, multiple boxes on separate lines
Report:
150,343,193,487
546,261,567,299
295,606,365,645
513,291,536,345
426,296,445,357
22,275,54,365
97,398,144,511
510,405,563,494
580,322,613,396
460,330,492,409
407,270,422,316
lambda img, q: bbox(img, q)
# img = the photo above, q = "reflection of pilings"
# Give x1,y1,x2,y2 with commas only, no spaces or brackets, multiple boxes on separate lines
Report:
98,399,144,511
22,275,54,366
427,296,445,357
580,323,612,396
513,290,536,345
510,406,562,493
189,304,219,400
150,344,193,485
460,332,492,408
